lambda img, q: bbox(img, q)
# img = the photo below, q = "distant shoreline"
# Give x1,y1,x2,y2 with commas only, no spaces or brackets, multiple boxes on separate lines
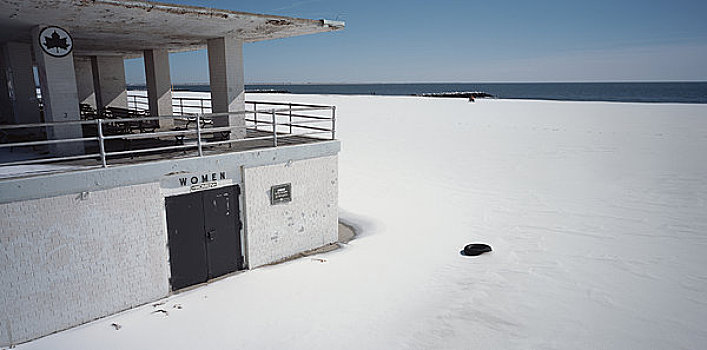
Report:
127,82,707,104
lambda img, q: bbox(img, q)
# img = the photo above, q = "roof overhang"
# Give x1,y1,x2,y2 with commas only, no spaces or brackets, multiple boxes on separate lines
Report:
0,0,344,57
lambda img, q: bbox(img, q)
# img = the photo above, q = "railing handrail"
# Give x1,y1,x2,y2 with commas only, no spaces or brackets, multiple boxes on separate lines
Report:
1,108,332,130
126,91,335,109
246,100,334,109
173,96,213,102
0,119,101,129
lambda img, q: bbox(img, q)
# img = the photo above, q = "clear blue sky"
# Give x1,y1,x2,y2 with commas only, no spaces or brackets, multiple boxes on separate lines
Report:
124,0,707,84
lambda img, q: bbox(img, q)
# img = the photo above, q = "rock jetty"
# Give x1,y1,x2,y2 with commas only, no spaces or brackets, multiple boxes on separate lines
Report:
416,91,495,101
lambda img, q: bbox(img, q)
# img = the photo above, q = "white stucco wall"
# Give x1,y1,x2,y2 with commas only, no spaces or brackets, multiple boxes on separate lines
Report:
243,155,338,268
0,182,169,346
0,141,340,346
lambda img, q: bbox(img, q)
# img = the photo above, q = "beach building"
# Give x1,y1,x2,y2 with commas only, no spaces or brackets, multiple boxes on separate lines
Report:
0,0,344,346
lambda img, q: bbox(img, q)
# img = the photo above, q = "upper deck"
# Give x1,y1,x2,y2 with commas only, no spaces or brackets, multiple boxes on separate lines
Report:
0,0,343,181
0,91,337,180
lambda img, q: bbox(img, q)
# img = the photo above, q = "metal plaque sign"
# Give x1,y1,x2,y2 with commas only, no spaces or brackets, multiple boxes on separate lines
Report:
38,26,73,58
270,183,292,205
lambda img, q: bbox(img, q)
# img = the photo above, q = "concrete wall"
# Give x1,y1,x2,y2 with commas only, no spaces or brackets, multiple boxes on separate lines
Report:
243,155,338,268
0,182,169,346
0,141,340,346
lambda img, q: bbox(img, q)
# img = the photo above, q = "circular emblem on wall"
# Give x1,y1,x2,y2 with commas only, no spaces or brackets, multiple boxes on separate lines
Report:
38,26,73,58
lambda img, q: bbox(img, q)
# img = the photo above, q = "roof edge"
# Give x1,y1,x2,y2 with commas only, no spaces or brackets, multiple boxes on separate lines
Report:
93,0,335,27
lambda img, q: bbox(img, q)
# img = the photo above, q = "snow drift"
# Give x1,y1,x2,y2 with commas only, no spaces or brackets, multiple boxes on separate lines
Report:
18,94,707,349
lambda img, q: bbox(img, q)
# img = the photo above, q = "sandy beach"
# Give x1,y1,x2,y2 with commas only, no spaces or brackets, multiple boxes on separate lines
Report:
18,93,707,349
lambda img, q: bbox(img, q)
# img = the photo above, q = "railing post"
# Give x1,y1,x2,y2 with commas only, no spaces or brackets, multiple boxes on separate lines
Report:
96,119,107,167
200,98,204,114
271,108,277,147
180,98,184,115
254,102,258,131
331,106,336,140
289,103,292,134
196,113,203,157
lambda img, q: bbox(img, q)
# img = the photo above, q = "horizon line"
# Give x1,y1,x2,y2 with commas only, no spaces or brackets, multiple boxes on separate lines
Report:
125,80,707,86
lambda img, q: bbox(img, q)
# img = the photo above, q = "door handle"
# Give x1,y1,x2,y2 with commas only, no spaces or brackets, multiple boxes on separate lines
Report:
206,230,215,241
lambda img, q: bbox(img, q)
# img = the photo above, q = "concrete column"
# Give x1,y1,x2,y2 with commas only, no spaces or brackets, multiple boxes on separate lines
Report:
73,56,96,108
144,49,173,128
0,46,11,125
207,37,245,139
92,55,127,109
1,42,41,125
32,26,83,156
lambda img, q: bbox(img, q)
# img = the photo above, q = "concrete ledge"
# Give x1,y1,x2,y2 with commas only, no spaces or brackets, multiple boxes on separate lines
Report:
0,140,340,204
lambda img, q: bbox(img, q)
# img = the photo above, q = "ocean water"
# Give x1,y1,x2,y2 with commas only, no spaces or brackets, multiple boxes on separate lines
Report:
131,82,707,104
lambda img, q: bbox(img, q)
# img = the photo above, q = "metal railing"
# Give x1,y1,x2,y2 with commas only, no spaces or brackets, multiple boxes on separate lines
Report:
128,94,150,112
1,97,336,170
129,93,214,115
128,94,214,115
127,91,336,143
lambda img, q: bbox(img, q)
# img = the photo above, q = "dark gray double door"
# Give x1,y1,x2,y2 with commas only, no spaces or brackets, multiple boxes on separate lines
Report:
165,185,244,291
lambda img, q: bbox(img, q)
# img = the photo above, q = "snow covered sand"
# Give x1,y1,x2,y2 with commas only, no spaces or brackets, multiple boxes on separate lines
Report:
19,95,707,349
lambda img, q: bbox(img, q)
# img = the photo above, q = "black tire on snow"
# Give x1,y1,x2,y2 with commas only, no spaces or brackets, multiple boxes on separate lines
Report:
461,243,492,256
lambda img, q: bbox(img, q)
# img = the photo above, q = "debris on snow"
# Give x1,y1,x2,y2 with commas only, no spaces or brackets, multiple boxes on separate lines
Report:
151,309,168,317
